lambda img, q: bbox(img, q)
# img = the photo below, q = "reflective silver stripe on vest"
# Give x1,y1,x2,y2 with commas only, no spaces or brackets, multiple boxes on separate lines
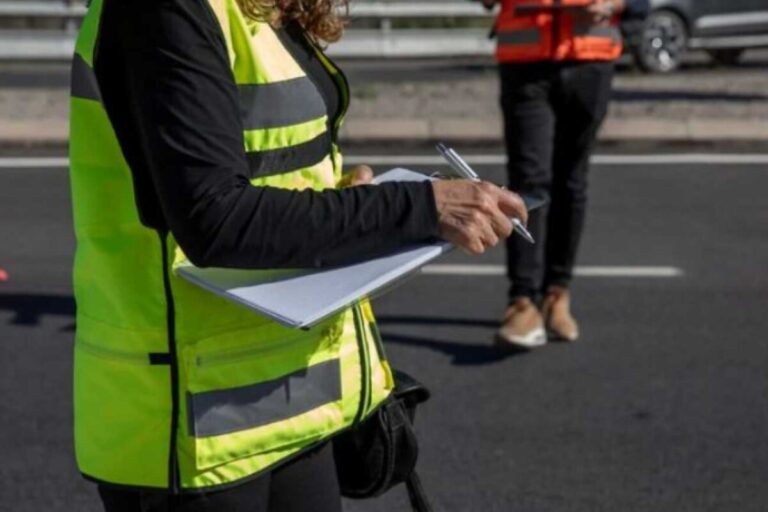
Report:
71,54,102,102
497,29,541,46
573,25,622,41
239,77,327,131
188,358,342,438
246,130,331,178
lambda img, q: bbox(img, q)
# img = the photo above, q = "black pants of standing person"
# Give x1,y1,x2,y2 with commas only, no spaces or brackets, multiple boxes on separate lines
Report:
97,442,341,512
500,60,614,301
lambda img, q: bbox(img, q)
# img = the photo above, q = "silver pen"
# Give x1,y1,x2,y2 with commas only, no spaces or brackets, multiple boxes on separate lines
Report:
436,143,535,244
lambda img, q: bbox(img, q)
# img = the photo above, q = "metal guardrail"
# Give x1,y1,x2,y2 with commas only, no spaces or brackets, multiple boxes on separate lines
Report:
338,1,495,57
0,1,496,60
0,1,85,18
0,1,490,18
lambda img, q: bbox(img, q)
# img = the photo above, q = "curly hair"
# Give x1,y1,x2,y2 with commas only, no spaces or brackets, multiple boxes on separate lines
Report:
236,0,349,43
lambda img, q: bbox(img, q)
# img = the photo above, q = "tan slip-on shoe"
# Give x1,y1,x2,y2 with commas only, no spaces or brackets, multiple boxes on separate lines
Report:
495,297,547,350
541,286,579,342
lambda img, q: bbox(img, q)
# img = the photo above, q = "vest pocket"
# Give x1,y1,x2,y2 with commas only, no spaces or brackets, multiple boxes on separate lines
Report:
74,337,172,487
181,320,347,471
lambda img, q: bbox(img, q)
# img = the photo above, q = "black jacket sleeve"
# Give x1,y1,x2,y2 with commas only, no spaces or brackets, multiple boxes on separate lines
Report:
93,0,438,269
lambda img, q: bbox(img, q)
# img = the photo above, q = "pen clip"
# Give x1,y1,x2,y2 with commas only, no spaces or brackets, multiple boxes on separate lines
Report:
436,143,477,180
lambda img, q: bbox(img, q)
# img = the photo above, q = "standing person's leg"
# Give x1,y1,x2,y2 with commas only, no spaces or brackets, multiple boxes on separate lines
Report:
268,442,341,512
98,475,271,512
98,487,143,512
501,62,555,301
542,61,614,341
496,62,556,349
96,444,339,512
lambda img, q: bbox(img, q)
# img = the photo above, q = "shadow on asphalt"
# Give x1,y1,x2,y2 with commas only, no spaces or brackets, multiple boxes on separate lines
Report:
0,299,530,364
377,315,528,366
0,293,74,328
378,315,499,329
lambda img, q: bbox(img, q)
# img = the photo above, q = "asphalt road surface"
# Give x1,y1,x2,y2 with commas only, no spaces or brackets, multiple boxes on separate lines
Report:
1,150,767,512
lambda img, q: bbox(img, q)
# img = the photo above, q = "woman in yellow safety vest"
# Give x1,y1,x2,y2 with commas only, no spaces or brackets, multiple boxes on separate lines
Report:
69,0,528,510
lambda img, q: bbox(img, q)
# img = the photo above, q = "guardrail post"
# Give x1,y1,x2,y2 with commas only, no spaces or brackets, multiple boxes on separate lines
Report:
64,0,77,34
381,17,392,34
381,14,392,55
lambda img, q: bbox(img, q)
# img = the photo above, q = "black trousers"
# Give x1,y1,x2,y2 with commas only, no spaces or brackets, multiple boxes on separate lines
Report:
500,60,614,301
98,442,341,512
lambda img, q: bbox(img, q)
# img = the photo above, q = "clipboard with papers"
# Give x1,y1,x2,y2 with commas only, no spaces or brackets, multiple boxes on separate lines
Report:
177,168,545,330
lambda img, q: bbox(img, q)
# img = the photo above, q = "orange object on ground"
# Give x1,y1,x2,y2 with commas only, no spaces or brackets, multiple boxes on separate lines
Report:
0,268,8,282
494,0,623,63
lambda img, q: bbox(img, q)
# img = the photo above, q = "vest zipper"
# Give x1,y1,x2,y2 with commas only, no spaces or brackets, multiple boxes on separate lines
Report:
304,36,351,164
327,56,351,145
351,305,372,425
367,320,386,364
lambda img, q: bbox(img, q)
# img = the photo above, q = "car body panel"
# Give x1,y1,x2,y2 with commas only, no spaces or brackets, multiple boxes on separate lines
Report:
648,0,768,45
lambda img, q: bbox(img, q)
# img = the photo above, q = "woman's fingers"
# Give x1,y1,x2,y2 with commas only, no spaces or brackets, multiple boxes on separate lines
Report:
339,165,374,188
443,210,494,255
493,187,529,227
475,182,518,237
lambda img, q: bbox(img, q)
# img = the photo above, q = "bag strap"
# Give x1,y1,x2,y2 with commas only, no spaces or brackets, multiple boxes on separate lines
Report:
405,471,434,512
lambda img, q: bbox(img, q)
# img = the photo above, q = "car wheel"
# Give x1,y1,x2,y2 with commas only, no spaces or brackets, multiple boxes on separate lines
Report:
707,48,744,67
634,10,688,73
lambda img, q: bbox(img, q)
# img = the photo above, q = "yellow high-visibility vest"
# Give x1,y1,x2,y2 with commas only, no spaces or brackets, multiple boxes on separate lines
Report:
69,0,393,492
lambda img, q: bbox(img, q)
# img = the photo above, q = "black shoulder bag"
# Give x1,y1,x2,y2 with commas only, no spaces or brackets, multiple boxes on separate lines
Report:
333,370,434,512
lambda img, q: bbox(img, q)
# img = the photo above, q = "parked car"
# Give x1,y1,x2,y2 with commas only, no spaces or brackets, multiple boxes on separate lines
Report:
625,0,768,72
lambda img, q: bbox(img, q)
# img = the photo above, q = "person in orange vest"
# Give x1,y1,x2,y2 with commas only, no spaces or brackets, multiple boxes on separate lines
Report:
481,0,648,348
0,268,7,282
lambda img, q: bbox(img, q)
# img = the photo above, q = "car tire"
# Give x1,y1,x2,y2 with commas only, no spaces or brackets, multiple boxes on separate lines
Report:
707,48,744,67
633,10,688,73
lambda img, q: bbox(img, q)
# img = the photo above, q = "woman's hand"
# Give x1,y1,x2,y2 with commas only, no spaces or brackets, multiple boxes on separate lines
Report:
432,180,527,255
338,165,374,188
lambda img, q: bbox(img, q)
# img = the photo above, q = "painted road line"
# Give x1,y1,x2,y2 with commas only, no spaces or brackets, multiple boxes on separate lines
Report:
421,264,684,277
344,154,768,166
2,154,768,169
0,157,69,169
595,154,768,165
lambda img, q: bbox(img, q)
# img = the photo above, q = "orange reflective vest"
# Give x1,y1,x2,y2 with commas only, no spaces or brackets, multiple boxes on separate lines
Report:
494,0,623,63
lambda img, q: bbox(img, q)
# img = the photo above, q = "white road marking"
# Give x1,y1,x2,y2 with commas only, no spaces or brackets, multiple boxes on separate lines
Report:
0,157,69,169
344,154,768,166
421,264,684,278
593,154,768,165
1,154,768,170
